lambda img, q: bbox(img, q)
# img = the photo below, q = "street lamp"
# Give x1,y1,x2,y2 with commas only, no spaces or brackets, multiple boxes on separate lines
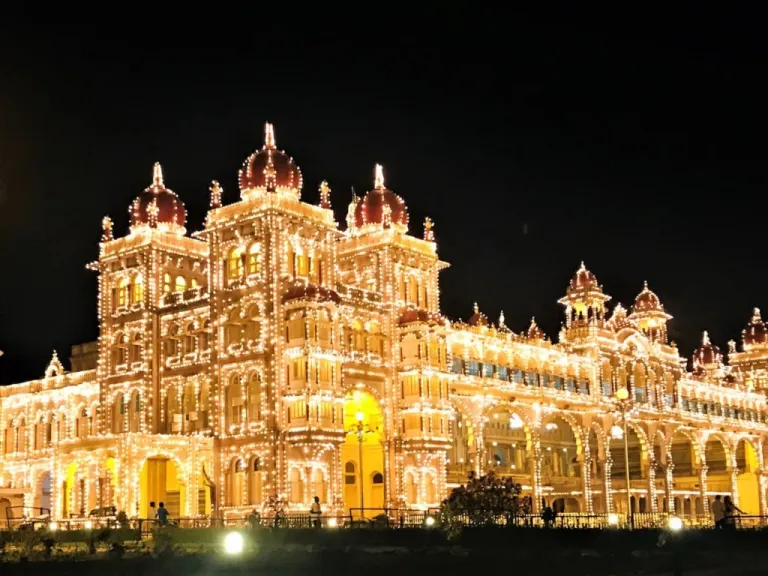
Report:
612,387,633,528
348,410,372,520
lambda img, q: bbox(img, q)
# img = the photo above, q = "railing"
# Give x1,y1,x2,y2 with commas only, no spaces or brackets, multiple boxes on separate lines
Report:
6,510,768,534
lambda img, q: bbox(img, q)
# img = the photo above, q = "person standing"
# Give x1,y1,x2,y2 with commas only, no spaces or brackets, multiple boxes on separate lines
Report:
310,496,322,528
723,495,744,530
711,495,725,529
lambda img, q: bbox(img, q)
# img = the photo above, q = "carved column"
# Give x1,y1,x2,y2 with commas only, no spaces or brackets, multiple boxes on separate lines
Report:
665,465,675,514
604,457,614,513
580,453,594,514
647,460,658,513
698,465,710,519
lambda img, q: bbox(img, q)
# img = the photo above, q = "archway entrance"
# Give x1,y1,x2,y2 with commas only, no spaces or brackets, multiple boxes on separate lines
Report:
342,390,384,519
735,439,760,515
140,457,185,519
0,498,12,528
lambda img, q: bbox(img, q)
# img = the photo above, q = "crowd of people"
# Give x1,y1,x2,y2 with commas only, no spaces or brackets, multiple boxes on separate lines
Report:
711,495,744,529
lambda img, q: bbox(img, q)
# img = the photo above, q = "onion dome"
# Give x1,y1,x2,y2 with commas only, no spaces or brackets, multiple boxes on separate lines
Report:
742,307,768,347
467,302,488,327
633,281,662,312
571,261,598,290
238,123,303,198
692,331,722,369
558,261,610,307
351,164,409,232
398,309,442,325
527,317,546,340
282,283,341,305
607,303,633,332
129,163,187,235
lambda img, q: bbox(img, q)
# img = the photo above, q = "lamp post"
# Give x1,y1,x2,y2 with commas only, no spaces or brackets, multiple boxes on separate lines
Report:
613,387,633,528
348,411,369,520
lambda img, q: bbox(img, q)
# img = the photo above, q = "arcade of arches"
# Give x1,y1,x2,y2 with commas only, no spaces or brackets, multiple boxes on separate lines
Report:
448,405,766,519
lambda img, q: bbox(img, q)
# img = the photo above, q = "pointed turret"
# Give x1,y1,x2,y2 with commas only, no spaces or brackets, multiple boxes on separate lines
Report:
319,180,331,209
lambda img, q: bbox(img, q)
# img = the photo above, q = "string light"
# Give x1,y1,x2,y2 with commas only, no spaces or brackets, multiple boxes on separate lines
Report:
0,126,767,524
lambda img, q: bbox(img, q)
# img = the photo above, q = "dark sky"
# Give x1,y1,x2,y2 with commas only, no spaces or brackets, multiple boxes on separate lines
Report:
0,10,766,383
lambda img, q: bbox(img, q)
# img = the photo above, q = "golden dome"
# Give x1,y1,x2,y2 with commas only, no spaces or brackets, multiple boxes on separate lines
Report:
743,307,768,347
129,163,186,235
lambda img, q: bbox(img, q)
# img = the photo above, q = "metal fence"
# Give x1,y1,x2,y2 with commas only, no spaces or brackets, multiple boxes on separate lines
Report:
4,508,767,534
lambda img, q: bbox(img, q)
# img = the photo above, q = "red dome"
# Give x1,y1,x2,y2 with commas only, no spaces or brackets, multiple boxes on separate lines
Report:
238,123,302,195
607,303,633,331
633,281,662,312
570,261,599,289
398,309,442,325
743,308,768,347
282,283,340,305
129,163,186,234
467,303,488,327
692,331,722,367
352,164,409,230
527,318,545,340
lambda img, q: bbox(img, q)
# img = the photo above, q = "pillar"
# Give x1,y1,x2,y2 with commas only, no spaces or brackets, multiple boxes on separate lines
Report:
604,458,614,513
580,453,594,514
665,465,675,514
698,465,710,518
530,452,542,513
647,461,658,513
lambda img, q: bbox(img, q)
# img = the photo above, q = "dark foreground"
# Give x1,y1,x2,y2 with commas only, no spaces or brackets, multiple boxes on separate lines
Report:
2,527,767,575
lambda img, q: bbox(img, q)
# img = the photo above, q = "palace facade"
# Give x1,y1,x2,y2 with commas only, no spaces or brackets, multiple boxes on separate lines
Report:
2,124,768,524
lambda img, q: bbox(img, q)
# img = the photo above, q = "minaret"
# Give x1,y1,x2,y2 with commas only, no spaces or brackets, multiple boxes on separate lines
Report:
424,217,434,241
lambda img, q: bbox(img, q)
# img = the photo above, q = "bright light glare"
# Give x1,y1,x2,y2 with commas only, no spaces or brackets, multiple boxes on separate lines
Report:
615,387,629,401
607,513,619,526
425,516,436,527
223,532,244,555
610,425,624,439
668,516,683,531
84,520,94,530
48,522,58,531
355,411,365,423
327,517,338,528
509,415,524,430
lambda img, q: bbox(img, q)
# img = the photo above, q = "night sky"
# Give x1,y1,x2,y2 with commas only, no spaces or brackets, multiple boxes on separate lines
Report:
1,11,766,383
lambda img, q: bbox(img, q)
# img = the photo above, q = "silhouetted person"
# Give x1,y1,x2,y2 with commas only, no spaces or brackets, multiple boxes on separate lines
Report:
156,502,168,526
310,496,322,528
711,495,725,529
723,495,744,530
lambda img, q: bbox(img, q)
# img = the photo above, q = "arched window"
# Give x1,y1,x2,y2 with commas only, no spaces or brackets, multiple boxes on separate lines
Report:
163,273,172,294
245,305,261,343
175,276,187,293
248,243,261,275
344,461,356,484
131,333,143,363
183,323,196,354
200,320,211,351
117,278,128,307
132,273,144,304
228,248,244,281
129,391,141,433
247,372,262,422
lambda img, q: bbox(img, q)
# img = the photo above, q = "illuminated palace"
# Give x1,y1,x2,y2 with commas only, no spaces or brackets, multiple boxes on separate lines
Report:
2,124,768,524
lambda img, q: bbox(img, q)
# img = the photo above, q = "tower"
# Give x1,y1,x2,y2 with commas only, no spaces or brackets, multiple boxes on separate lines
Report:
338,163,452,509
558,262,611,351
628,281,672,343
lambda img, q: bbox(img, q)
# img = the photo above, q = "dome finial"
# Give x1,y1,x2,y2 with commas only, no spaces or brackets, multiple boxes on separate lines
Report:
319,180,331,209
499,310,506,326
473,302,479,314
264,122,276,149
643,280,649,290
374,164,385,189
210,180,222,209
579,261,586,270
702,330,710,345
753,307,762,320
424,217,434,241
101,216,113,242
152,162,164,187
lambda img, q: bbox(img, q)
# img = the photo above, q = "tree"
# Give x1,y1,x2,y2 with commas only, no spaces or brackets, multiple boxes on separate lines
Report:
440,471,528,533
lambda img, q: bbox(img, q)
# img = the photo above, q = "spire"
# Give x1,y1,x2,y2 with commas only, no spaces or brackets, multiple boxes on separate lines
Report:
101,216,113,242
264,122,276,149
643,280,649,290
752,307,762,322
319,180,331,209
45,350,63,378
473,302,479,314
152,162,164,188
374,164,385,189
702,330,711,346
424,217,434,241
579,261,586,270
210,180,222,209
499,310,506,327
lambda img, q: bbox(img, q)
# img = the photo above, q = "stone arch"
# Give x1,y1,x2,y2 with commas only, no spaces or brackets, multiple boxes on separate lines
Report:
667,426,704,468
